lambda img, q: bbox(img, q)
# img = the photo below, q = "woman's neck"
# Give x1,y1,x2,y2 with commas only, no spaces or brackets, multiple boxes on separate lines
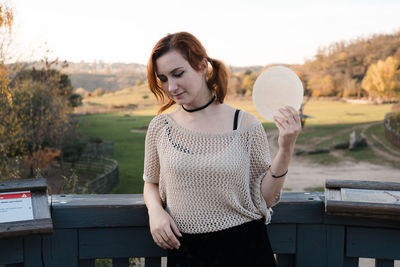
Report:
180,87,214,111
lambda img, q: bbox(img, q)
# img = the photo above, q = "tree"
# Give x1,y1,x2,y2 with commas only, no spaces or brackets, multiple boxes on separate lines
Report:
361,56,400,100
342,77,362,98
0,4,81,179
0,2,13,97
9,66,77,176
309,75,336,97
241,71,258,96
228,75,242,96
0,3,22,179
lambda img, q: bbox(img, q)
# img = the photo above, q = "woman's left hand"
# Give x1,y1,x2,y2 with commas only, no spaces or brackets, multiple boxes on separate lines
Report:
273,105,302,152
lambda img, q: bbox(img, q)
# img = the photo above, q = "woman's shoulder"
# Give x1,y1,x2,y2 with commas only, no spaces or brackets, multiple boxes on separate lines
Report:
239,110,261,128
147,114,168,133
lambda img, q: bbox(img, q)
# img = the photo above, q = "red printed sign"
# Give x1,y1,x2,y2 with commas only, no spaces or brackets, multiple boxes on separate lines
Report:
0,191,34,223
0,192,31,200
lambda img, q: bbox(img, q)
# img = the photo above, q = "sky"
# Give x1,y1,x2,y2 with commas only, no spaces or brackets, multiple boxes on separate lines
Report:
8,0,400,67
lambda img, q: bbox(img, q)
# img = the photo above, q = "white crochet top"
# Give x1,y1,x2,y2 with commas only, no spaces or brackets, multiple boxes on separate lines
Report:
143,112,280,234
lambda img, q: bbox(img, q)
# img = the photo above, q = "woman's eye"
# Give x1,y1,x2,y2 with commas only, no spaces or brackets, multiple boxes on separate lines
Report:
159,76,167,83
174,71,184,78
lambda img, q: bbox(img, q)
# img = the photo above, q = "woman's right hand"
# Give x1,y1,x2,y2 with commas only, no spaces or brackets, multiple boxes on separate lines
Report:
149,207,182,250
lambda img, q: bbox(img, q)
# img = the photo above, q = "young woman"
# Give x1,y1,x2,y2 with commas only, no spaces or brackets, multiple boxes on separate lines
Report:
143,32,301,266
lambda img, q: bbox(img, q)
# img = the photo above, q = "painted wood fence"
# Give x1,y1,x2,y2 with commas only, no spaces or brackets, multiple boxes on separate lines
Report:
1,192,399,267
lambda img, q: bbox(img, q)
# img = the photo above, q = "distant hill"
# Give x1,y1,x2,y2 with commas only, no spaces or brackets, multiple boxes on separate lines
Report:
229,65,264,74
64,61,147,92
17,61,147,92
68,62,266,93
69,73,144,92
82,83,156,106
291,31,400,98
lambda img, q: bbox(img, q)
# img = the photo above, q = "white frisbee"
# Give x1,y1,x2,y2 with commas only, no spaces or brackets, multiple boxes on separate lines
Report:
252,66,304,122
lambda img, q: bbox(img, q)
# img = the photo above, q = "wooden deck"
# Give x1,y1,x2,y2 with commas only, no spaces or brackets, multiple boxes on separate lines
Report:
1,192,400,266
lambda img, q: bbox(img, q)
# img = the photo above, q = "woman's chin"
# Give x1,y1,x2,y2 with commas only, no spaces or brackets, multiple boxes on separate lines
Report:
173,96,188,105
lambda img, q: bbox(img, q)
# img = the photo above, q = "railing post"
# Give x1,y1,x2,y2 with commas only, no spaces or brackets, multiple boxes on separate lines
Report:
113,257,129,267
375,259,394,267
23,236,43,267
276,254,295,267
296,224,327,267
79,259,95,267
145,257,162,267
343,257,358,267
42,229,79,267
326,225,345,267
0,238,23,265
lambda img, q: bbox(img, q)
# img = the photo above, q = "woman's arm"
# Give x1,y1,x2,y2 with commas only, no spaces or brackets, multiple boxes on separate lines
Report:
261,105,301,208
143,182,182,250
261,147,292,208
143,182,164,214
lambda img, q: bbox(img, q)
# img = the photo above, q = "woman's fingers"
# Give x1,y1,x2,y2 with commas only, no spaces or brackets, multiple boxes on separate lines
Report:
153,233,172,249
149,210,181,250
164,227,181,249
274,106,302,150
278,107,295,125
273,115,287,129
170,219,182,238
152,226,181,249
159,231,176,249
274,106,302,136
285,105,300,123
277,106,301,129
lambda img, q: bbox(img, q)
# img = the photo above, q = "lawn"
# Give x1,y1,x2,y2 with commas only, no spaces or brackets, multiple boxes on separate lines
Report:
76,113,153,193
76,98,397,194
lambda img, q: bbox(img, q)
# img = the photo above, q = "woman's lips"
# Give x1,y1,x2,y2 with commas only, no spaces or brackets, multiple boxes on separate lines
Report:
174,92,184,99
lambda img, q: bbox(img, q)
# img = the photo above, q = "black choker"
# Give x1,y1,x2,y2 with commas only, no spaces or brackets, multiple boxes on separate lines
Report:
182,95,216,112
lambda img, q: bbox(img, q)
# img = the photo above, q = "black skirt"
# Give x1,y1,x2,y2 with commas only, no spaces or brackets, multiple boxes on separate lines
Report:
167,218,277,267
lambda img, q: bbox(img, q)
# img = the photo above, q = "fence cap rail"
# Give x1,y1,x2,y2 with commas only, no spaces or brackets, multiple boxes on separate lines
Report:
47,192,400,229
0,178,48,192
52,192,323,208
52,194,144,207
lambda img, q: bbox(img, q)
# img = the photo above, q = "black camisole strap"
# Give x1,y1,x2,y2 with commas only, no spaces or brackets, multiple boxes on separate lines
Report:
233,109,240,130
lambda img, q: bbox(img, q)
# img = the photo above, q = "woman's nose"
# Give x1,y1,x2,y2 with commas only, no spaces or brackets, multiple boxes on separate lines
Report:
168,79,178,91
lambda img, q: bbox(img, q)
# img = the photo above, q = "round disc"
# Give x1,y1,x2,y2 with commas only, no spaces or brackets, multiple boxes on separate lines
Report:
252,66,304,122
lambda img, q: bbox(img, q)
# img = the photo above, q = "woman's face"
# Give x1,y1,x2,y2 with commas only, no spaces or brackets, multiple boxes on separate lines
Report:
156,50,207,105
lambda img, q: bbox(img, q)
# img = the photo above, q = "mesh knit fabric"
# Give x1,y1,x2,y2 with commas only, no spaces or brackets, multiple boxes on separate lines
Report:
143,113,281,234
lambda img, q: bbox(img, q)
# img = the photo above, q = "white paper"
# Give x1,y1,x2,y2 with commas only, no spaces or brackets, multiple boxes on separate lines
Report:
0,191,34,223
341,188,400,205
252,66,304,122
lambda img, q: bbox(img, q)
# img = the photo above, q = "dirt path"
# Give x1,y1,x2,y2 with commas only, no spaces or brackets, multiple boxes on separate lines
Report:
266,126,400,192
306,121,378,145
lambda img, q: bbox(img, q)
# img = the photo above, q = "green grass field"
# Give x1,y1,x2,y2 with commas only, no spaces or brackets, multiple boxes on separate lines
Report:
76,113,153,193
75,96,398,194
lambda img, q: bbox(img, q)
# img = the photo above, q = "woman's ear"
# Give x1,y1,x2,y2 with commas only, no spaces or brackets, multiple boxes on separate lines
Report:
200,58,208,75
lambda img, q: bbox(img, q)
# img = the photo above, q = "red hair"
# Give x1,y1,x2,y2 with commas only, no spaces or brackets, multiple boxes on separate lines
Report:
147,32,229,114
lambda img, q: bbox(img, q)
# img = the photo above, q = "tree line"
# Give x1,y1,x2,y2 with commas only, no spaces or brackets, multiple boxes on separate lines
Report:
227,31,400,101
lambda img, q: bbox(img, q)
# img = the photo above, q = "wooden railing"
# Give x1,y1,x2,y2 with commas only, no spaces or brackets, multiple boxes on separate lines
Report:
86,158,119,193
1,192,399,267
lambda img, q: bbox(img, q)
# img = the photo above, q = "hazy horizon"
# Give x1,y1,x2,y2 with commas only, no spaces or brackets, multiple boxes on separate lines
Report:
9,0,400,66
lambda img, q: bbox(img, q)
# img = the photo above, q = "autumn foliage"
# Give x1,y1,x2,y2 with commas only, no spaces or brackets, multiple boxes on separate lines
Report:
23,147,61,170
0,4,80,179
